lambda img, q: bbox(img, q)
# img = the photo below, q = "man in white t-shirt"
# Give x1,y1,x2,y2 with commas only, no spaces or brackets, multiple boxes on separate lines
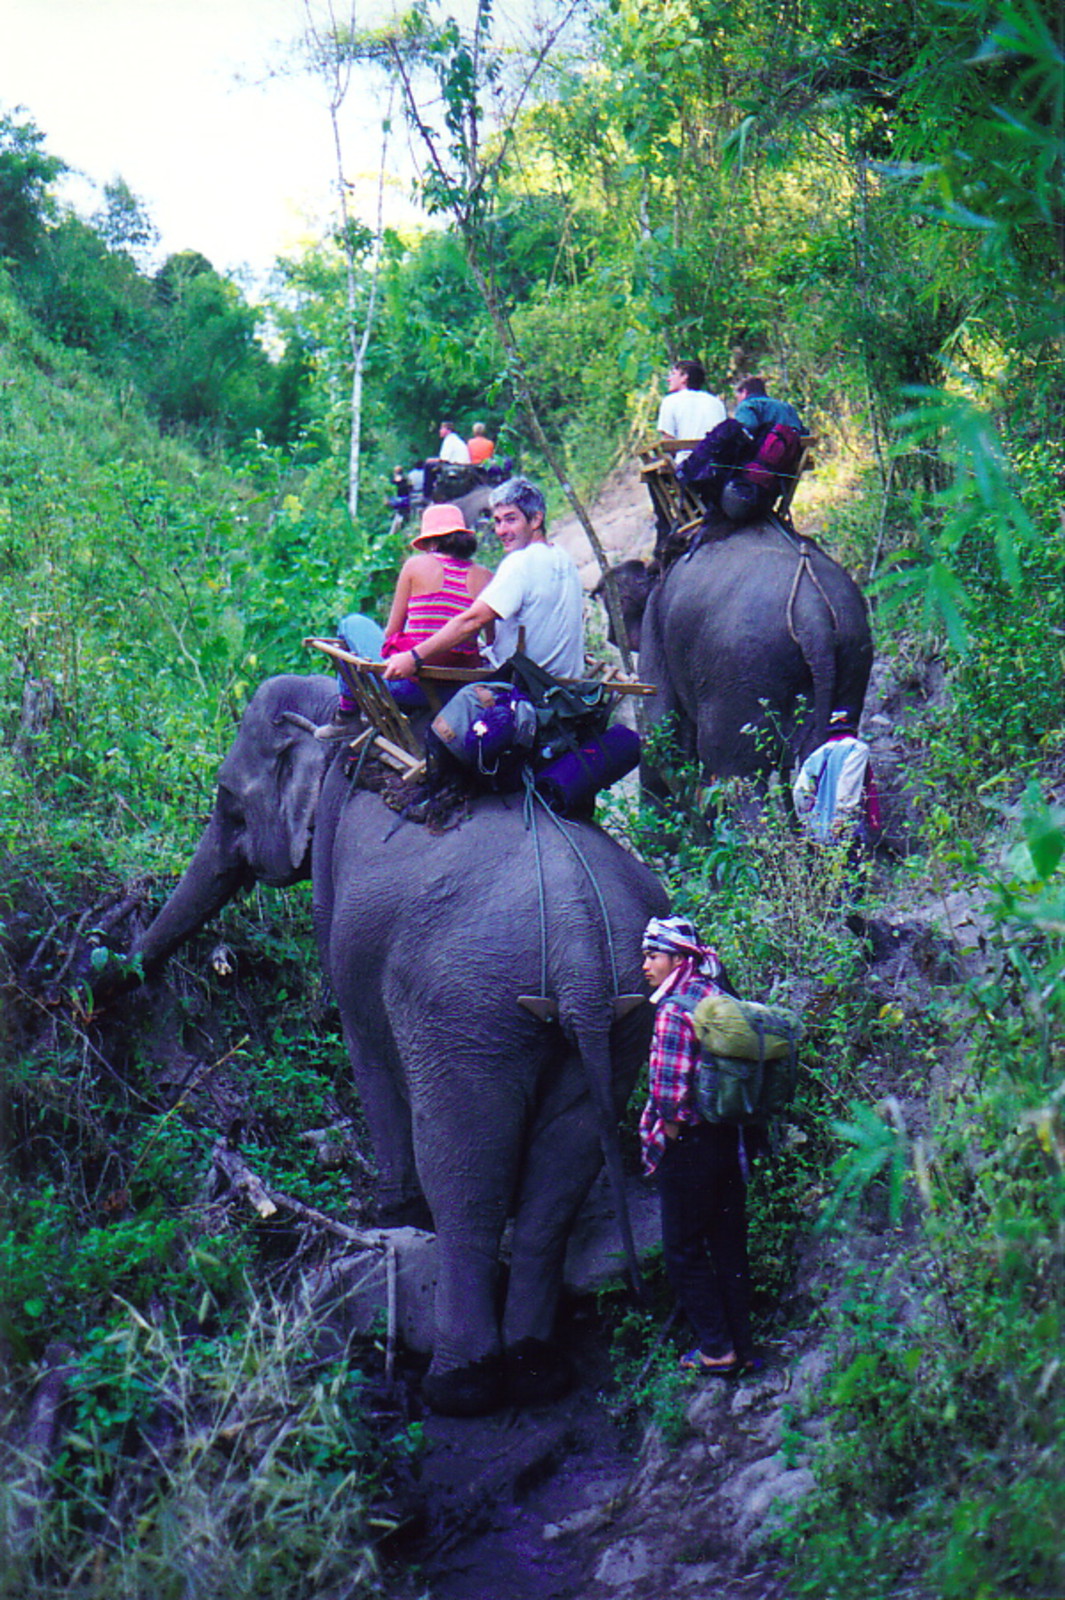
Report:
422,419,472,503
382,477,585,681
656,360,726,463
437,420,471,466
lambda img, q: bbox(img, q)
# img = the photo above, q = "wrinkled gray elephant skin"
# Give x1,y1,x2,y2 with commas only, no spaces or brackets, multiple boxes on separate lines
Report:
633,523,873,784
128,673,669,1416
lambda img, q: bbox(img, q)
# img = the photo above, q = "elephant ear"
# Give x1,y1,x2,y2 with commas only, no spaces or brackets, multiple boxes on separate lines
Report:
276,729,329,871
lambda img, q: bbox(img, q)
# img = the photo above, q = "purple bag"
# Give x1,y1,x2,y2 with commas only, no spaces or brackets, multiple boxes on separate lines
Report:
430,682,538,786
534,724,641,814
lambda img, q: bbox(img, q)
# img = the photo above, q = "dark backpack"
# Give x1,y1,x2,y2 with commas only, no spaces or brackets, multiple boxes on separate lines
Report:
505,652,615,761
674,990,802,1125
675,417,753,495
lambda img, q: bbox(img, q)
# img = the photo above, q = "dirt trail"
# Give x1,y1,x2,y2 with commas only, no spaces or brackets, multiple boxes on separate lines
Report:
385,1308,635,1599
548,462,656,589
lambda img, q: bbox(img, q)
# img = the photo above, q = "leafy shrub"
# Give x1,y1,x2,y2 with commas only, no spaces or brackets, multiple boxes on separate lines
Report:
0,1296,420,1599
778,794,1065,1599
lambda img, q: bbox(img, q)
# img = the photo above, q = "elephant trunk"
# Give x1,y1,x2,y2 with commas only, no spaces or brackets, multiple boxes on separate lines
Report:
131,816,255,976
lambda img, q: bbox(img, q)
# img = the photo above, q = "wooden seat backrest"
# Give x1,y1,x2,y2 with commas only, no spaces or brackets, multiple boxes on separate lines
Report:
638,434,818,524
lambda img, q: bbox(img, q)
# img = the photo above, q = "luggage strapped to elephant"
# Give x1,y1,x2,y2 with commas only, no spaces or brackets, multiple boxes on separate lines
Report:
304,637,652,808
637,432,818,547
427,653,641,811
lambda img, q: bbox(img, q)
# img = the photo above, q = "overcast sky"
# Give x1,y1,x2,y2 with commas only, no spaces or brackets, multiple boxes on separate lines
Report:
0,0,422,289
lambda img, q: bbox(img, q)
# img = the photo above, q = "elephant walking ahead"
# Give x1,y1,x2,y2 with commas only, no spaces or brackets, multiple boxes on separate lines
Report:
125,674,669,1416
607,520,874,790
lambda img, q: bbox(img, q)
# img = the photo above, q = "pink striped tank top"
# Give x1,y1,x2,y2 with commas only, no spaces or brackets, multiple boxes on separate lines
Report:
405,555,482,660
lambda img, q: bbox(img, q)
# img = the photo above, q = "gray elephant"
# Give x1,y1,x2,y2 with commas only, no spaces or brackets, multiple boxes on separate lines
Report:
603,522,873,788
125,673,669,1416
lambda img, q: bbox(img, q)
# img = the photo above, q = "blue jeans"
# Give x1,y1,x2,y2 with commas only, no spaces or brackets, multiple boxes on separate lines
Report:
656,1121,753,1360
337,613,427,712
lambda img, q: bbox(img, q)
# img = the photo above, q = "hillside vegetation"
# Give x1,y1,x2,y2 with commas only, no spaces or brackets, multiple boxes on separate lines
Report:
1,2,1063,1596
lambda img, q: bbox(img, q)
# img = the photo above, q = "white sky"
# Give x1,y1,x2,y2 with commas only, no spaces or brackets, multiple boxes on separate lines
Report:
0,0,424,290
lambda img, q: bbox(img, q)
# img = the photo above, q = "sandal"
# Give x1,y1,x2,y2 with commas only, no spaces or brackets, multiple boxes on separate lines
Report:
679,1350,767,1379
679,1349,740,1377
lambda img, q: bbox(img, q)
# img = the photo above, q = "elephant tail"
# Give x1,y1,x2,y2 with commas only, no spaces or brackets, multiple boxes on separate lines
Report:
784,538,843,760
571,1017,645,1303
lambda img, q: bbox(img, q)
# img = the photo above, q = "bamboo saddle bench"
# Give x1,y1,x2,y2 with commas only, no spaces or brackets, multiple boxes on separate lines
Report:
305,637,655,784
638,433,817,538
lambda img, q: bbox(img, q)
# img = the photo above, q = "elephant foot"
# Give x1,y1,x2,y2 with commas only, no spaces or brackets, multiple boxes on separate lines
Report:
423,1354,504,1417
504,1339,574,1409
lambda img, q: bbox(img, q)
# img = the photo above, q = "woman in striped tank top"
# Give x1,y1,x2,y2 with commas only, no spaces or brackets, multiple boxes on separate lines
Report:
383,503,493,668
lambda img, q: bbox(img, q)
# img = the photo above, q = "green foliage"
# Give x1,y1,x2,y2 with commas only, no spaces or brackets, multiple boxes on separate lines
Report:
0,110,313,452
781,797,1065,1598
880,431,1064,811
605,1288,693,1446
0,1297,418,1599
0,107,64,264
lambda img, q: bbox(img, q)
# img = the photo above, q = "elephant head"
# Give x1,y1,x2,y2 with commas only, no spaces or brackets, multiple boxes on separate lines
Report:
129,674,339,975
592,558,658,653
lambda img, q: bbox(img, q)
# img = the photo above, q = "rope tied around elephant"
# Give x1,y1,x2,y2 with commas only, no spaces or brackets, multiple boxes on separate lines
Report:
773,519,842,645
521,770,622,1001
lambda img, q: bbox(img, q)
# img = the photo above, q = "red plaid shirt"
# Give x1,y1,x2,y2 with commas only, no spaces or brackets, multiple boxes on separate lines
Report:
640,966,724,1175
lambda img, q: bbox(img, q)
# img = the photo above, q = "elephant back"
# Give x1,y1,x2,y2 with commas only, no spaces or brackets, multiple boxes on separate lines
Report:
640,522,872,778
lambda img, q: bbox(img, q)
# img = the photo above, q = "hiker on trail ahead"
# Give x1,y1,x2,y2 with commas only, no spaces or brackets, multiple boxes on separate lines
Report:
792,709,880,850
382,476,584,682
639,915,764,1380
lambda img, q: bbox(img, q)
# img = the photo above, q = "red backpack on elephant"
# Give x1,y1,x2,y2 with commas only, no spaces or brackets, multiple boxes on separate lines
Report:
740,422,803,496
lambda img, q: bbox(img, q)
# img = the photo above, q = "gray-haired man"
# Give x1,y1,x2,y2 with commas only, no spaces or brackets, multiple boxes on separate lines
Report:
382,477,584,681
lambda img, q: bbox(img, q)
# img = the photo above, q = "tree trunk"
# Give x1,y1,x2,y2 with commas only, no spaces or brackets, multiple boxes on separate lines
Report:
461,246,636,675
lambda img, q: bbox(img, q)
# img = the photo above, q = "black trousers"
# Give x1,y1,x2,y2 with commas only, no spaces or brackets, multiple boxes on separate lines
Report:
656,1121,753,1361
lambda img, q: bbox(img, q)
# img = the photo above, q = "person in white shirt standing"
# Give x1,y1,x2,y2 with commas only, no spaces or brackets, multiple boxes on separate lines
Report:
382,476,584,682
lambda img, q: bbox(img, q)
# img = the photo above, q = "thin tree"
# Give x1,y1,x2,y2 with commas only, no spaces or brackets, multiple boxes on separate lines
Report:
301,0,392,523
378,0,636,672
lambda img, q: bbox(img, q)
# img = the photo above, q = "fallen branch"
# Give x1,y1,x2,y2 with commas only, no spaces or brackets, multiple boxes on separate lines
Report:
7,1341,76,1553
204,1138,391,1250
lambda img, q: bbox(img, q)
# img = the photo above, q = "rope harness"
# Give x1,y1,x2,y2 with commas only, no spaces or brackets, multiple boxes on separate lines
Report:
521,770,621,1003
770,515,842,645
